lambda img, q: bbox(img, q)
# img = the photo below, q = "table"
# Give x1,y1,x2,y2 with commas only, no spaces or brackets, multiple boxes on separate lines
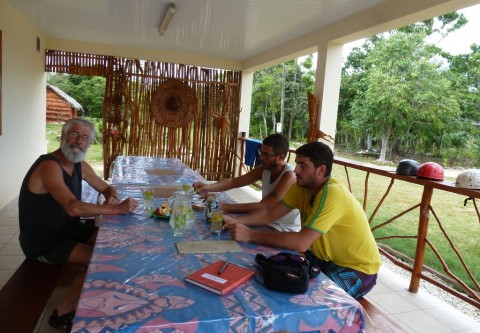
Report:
71,156,366,332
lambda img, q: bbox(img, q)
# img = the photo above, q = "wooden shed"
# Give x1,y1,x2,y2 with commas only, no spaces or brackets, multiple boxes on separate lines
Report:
46,84,83,123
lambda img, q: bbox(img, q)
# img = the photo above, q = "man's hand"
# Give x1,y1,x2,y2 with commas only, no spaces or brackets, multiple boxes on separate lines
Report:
228,223,252,242
193,182,209,198
117,198,139,214
103,195,120,205
222,214,238,228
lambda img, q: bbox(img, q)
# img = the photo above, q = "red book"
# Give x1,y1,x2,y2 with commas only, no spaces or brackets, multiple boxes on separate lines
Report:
185,260,255,295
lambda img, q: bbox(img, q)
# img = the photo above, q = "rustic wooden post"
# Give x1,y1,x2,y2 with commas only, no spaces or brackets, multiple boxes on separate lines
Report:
238,138,246,177
409,185,433,293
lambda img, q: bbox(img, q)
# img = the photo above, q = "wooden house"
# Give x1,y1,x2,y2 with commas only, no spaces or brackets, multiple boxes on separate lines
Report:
46,84,83,123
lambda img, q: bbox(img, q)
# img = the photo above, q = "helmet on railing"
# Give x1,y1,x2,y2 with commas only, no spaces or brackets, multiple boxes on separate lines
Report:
396,159,421,176
455,169,480,189
417,162,444,181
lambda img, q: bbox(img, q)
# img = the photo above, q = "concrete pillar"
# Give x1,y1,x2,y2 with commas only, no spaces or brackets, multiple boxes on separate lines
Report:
235,70,254,176
239,71,254,137
314,41,344,147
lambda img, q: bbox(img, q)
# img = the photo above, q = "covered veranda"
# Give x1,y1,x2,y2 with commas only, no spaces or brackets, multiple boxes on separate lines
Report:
0,0,479,331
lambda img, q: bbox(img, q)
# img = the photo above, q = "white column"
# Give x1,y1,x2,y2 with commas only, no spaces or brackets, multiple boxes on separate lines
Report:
314,41,343,148
235,70,254,176
239,71,254,137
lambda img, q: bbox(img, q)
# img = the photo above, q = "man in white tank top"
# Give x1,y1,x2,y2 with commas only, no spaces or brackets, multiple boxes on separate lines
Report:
194,134,301,231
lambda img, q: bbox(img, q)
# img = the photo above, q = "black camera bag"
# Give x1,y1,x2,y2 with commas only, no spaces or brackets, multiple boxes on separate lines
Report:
255,252,319,293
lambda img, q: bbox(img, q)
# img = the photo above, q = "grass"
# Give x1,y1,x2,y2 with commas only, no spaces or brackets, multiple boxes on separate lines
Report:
46,124,479,290
331,162,480,291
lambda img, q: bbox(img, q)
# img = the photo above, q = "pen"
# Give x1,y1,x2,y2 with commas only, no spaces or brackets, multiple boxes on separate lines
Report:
218,259,230,275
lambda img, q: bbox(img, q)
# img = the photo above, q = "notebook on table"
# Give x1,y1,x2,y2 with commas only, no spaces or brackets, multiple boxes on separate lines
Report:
185,260,255,295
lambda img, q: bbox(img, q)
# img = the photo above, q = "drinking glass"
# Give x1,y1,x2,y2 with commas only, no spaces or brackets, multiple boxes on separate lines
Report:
210,208,223,235
142,187,154,211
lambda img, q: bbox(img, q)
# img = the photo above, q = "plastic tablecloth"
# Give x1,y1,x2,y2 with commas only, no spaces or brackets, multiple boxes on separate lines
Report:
71,156,366,332
111,156,199,186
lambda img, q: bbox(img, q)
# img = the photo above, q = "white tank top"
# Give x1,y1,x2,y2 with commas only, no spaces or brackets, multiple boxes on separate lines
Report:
262,164,301,232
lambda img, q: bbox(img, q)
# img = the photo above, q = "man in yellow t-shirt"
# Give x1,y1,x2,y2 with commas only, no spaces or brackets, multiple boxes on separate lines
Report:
225,141,381,298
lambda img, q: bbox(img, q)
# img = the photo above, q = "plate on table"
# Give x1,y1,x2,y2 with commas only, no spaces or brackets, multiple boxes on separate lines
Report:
150,211,171,220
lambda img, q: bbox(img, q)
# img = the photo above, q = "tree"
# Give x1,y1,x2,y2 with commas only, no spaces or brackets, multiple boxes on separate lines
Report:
251,58,314,141
338,11,470,161
47,73,106,119
350,32,460,161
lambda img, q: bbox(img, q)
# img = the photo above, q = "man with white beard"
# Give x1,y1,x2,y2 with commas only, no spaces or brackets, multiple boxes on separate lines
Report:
18,118,139,332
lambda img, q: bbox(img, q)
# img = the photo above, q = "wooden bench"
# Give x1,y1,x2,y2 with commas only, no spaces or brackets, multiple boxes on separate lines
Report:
358,297,407,332
0,259,69,333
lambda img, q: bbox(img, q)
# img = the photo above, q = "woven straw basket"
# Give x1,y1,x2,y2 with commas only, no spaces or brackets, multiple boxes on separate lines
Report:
150,78,198,128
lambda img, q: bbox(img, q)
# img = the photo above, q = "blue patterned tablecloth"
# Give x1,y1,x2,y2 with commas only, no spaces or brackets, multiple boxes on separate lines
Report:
71,156,366,332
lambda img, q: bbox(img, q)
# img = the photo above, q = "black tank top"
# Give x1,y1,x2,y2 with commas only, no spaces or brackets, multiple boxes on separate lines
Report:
18,154,82,257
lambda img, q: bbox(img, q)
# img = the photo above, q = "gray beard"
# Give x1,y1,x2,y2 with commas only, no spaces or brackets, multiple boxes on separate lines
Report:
60,141,87,163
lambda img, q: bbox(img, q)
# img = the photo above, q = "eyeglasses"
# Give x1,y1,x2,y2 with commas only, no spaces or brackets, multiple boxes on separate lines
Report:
68,131,93,143
257,148,277,159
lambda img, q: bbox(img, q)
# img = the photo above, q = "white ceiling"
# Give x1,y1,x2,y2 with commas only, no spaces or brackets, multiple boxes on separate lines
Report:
8,0,388,62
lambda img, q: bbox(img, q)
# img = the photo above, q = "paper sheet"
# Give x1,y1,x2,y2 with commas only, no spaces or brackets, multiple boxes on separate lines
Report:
146,169,179,176
176,240,243,254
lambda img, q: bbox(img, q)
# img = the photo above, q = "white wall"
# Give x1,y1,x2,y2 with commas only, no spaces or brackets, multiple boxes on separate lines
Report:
0,0,46,210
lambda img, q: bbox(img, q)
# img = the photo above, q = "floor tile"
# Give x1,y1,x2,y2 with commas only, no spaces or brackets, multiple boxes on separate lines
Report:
0,225,20,234
386,314,415,332
2,209,19,218
425,306,480,331
397,289,446,310
367,292,420,314
0,233,15,244
457,327,480,333
0,255,24,269
393,310,452,333
0,216,19,226
368,280,394,294
377,267,410,292
0,242,24,256
0,269,16,288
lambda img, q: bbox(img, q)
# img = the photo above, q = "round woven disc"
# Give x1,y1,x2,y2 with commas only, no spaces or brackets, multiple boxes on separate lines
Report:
150,79,198,128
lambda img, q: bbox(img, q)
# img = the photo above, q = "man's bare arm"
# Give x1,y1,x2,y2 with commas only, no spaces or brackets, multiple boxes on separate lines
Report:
221,170,296,213
194,166,263,194
223,201,291,227
38,161,138,216
229,224,320,253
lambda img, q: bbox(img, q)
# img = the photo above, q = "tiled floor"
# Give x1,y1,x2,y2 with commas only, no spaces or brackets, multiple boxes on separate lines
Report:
1,188,479,332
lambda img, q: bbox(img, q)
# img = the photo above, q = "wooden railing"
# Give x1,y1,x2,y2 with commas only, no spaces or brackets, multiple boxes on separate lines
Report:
238,139,480,309
334,157,480,309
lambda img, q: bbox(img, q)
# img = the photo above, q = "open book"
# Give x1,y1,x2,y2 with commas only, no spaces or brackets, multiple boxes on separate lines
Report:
185,260,255,295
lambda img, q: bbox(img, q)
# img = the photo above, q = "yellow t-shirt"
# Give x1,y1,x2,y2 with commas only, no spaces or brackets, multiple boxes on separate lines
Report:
282,177,381,275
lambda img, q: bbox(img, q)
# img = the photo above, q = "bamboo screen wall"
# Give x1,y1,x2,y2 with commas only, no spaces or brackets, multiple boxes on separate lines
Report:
45,50,242,181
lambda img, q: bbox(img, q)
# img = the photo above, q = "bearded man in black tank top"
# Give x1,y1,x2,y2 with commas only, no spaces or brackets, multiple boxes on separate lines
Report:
19,118,139,332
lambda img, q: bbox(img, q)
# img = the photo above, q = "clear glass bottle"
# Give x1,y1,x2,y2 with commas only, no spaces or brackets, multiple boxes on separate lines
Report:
205,193,218,223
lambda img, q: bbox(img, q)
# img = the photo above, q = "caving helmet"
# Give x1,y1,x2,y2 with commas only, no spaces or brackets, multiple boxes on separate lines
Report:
455,169,480,189
396,159,421,176
417,162,444,181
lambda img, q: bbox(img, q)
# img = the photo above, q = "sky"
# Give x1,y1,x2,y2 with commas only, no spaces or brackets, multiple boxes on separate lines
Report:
435,4,480,55
343,3,480,57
